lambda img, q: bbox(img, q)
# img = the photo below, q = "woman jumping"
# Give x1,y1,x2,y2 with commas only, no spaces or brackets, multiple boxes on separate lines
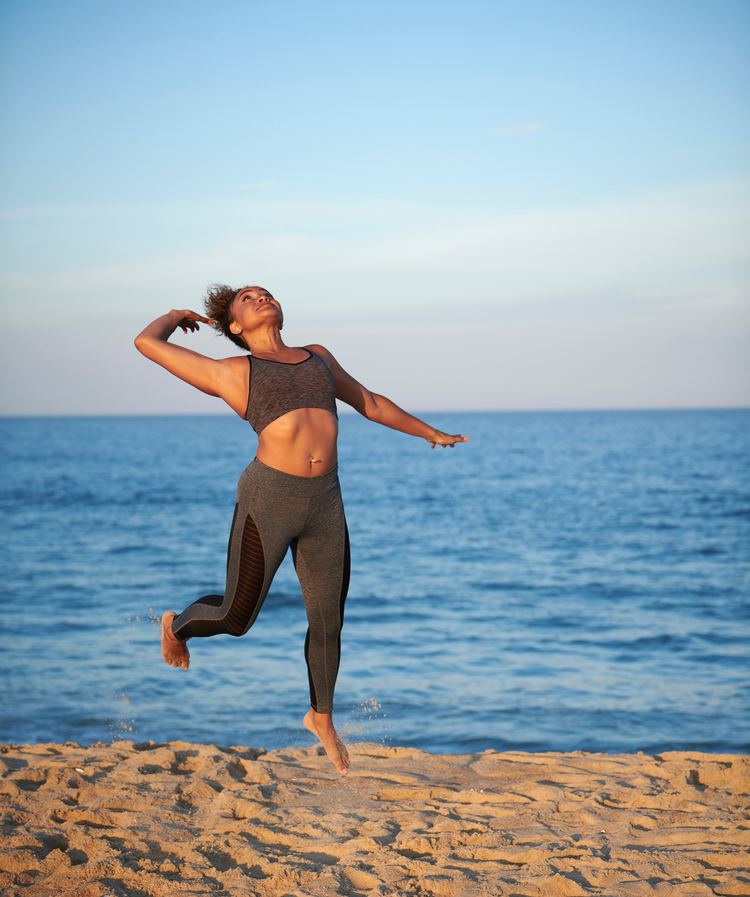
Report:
135,286,468,773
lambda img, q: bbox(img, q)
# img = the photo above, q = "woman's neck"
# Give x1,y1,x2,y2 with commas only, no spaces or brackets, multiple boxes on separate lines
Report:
245,329,309,363
244,326,287,357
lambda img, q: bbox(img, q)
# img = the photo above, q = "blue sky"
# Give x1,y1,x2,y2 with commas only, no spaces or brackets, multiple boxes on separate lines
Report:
1,0,748,414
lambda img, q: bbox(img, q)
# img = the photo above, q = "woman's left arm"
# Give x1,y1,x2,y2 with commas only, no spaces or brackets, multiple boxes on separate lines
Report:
308,345,468,449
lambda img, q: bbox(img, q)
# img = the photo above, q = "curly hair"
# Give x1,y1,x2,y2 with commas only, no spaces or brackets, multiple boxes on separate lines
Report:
204,283,264,351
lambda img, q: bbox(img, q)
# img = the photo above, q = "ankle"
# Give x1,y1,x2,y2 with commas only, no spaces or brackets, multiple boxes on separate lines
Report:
308,710,333,731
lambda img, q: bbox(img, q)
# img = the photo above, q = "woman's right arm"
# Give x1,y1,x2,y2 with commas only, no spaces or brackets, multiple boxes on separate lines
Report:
134,309,239,400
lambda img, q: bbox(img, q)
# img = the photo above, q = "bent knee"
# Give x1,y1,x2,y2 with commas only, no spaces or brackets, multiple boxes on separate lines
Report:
224,619,248,637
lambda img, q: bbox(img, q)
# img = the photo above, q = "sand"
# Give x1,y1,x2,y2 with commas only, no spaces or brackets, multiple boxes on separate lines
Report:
0,740,748,897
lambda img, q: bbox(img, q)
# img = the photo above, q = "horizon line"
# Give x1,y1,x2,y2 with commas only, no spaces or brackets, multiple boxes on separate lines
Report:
1,406,748,420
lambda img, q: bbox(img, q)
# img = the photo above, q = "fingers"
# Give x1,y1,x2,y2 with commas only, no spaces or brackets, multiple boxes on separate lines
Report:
176,310,211,327
178,312,212,334
431,434,469,448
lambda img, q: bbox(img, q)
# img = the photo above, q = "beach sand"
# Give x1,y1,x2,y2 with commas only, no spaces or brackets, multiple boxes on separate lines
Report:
1,740,748,896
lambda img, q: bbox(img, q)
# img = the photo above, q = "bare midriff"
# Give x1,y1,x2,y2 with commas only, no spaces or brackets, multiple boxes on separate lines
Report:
255,407,339,477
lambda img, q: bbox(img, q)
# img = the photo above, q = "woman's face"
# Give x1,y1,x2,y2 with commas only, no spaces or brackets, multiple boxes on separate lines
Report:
231,287,284,332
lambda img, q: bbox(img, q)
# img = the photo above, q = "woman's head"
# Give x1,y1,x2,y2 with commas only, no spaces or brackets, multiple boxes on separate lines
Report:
204,283,275,349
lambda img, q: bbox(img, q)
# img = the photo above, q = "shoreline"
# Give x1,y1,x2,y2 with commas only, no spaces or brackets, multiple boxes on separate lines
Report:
1,740,748,896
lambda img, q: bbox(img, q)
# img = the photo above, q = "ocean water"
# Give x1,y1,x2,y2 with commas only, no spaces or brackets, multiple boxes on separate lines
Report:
1,409,748,755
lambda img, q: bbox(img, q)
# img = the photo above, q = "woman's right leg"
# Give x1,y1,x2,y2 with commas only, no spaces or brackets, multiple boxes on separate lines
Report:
168,463,298,642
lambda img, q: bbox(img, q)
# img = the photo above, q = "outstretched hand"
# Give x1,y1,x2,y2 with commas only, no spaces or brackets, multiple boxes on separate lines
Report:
172,309,213,334
429,431,470,449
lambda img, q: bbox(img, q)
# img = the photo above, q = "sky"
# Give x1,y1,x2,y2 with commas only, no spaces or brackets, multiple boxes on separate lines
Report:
0,0,748,414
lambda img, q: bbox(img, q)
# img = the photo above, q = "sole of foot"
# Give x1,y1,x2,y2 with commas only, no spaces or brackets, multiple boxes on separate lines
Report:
161,612,190,670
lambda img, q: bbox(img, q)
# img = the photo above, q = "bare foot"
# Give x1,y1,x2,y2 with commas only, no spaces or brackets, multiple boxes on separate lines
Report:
161,612,190,670
304,708,350,774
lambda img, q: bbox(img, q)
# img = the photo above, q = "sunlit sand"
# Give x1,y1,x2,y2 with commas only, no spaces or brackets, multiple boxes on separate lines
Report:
1,739,747,895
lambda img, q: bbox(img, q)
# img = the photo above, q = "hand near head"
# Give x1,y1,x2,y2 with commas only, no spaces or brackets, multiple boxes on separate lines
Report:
172,309,213,334
429,431,470,449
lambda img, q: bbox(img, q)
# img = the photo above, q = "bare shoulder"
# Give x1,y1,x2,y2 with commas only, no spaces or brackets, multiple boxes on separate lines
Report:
304,343,334,365
219,353,250,371
304,343,366,403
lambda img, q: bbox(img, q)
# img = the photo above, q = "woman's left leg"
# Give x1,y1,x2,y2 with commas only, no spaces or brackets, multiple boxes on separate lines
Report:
291,478,351,772
291,482,350,715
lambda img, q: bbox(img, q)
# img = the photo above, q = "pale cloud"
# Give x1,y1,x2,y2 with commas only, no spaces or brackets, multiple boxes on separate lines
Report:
0,196,413,227
489,123,550,135
1,179,747,321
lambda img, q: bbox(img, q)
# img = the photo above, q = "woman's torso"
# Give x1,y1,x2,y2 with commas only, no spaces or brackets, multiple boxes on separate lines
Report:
231,348,339,477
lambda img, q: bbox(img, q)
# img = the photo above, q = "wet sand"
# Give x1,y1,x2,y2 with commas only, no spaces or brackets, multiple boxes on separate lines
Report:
1,740,748,896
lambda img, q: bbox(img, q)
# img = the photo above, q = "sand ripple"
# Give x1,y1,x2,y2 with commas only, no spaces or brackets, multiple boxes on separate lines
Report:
1,740,748,896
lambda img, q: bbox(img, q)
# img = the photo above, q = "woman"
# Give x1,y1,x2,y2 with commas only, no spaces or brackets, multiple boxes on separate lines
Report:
135,285,468,774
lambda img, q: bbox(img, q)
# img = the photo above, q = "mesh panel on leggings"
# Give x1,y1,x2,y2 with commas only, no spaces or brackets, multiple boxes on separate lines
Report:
224,514,266,636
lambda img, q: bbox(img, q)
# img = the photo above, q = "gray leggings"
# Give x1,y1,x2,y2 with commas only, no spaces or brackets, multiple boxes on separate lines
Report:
171,458,350,714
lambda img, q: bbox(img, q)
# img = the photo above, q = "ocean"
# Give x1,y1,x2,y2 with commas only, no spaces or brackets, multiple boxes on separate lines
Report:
1,409,748,755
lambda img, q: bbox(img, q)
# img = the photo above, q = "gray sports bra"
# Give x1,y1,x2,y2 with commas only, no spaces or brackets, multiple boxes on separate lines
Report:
245,350,338,435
